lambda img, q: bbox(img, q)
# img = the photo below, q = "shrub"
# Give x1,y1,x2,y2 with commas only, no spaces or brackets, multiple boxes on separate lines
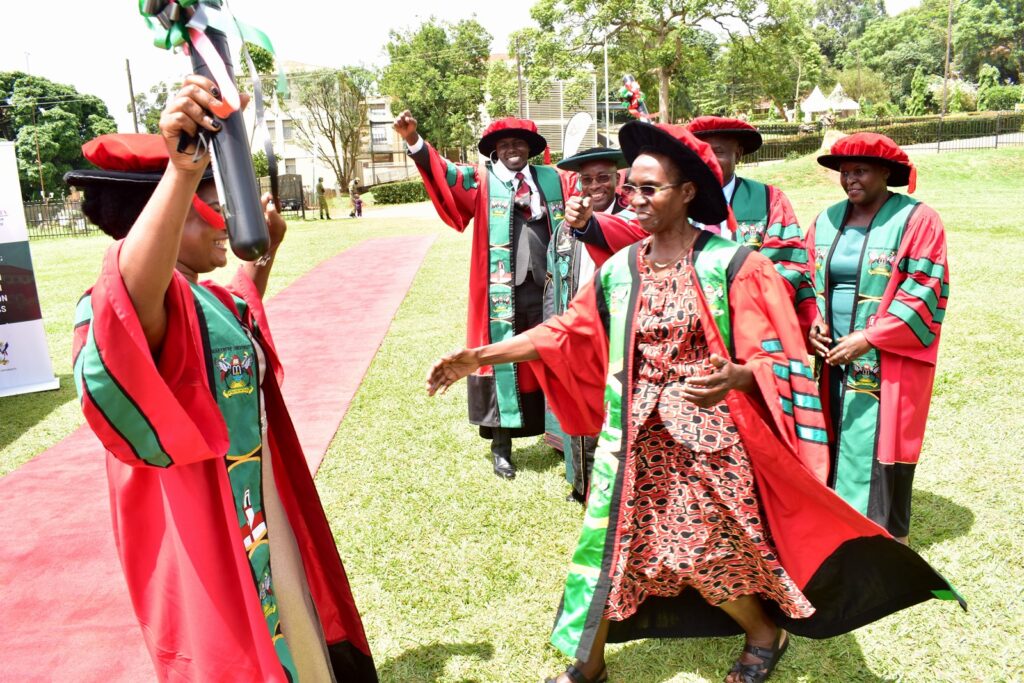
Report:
978,85,1023,112
372,179,430,205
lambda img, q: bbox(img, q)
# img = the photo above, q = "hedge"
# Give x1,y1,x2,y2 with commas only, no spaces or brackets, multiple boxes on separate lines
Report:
838,111,1024,147
371,179,430,205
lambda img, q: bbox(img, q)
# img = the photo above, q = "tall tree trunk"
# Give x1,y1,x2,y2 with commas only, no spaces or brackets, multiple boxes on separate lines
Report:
658,67,671,123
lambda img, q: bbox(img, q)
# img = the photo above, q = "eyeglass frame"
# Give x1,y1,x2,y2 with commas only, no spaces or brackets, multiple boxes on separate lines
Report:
579,172,617,186
619,182,682,199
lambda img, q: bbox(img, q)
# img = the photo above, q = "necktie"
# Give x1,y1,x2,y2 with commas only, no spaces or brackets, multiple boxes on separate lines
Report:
514,172,532,219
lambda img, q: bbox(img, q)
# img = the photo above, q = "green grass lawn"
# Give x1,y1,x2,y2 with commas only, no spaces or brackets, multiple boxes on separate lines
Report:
4,147,1023,681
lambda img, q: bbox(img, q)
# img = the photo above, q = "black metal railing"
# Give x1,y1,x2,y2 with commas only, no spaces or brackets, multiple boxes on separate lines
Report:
23,200,98,239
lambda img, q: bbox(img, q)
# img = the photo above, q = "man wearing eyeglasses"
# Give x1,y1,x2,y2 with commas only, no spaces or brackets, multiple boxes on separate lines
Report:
545,147,632,502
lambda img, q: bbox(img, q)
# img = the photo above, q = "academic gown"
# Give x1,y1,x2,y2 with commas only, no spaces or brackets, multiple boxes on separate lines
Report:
411,141,575,435
72,243,376,682
524,234,964,662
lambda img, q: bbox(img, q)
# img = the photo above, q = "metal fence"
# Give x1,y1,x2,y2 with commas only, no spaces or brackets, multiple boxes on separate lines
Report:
24,200,98,239
746,110,1024,163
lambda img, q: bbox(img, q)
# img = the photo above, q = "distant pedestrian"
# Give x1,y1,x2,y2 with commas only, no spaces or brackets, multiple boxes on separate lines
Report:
317,177,331,219
349,179,362,218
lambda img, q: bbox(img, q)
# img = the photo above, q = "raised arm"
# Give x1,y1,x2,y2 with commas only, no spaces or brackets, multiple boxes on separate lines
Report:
394,110,479,231
118,76,223,351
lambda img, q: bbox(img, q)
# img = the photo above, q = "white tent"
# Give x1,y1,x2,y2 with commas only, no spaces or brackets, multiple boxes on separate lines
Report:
827,83,861,115
800,86,829,121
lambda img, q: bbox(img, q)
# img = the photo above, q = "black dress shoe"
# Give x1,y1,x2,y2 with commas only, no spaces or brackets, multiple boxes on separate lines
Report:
493,452,516,479
491,429,516,480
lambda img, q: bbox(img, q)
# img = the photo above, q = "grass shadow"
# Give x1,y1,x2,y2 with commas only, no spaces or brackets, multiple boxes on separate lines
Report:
0,372,74,453
512,438,566,476
605,632,892,682
910,488,975,551
377,641,495,683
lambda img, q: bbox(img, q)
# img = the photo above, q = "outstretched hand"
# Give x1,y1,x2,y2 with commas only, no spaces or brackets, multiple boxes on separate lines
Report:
426,348,481,396
680,354,754,408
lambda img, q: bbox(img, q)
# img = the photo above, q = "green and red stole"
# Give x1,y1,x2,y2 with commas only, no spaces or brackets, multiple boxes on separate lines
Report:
811,194,919,514
485,163,564,429
189,285,299,680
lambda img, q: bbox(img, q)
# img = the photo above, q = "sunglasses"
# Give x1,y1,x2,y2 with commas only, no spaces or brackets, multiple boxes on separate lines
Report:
620,183,680,199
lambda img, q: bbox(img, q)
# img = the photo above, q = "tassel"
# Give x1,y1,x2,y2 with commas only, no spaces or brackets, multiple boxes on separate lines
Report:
727,207,739,237
544,146,551,165
907,165,917,194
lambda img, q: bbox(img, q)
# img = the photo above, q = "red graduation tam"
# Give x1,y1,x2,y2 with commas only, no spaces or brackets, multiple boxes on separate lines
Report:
817,132,917,193
478,117,547,159
686,116,763,155
65,134,213,188
618,121,729,225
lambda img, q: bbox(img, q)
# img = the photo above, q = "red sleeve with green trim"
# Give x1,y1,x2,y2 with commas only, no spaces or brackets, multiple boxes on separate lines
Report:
757,186,817,338
727,254,829,483
525,278,609,436
72,241,228,468
863,203,949,365
410,142,480,232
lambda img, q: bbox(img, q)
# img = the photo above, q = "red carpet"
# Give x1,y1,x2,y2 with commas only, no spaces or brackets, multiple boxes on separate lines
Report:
0,234,435,681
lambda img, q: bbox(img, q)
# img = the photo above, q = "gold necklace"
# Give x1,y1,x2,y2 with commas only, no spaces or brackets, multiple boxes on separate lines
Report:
648,244,690,268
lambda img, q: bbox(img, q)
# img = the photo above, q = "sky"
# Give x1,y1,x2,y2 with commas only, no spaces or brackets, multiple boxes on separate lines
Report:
2,0,919,133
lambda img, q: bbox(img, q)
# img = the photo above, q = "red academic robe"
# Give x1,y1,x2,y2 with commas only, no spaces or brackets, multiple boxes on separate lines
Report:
413,142,576,394
525,239,962,657
72,244,376,681
806,202,949,465
577,198,818,335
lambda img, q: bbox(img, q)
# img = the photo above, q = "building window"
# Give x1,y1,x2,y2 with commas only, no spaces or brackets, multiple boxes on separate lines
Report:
369,103,386,116
282,121,294,141
370,124,388,145
285,159,296,175
372,153,391,163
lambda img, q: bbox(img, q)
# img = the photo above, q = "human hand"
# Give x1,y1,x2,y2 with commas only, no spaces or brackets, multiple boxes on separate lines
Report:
564,196,593,230
159,75,224,174
393,110,419,146
808,321,832,357
680,354,754,408
825,330,872,366
262,192,286,250
426,348,481,396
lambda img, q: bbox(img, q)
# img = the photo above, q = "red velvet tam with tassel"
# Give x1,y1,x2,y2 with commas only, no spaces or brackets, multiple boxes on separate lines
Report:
477,117,548,158
817,132,917,193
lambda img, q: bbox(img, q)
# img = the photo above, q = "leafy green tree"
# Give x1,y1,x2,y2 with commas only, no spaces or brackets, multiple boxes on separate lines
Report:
906,67,935,115
285,67,374,189
722,0,824,119
1,72,117,200
519,0,805,123
129,83,170,134
485,60,519,119
251,150,281,177
812,0,885,66
954,0,1024,85
380,19,491,157
825,66,891,106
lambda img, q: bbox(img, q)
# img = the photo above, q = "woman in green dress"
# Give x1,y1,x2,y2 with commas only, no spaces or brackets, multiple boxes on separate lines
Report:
807,132,950,543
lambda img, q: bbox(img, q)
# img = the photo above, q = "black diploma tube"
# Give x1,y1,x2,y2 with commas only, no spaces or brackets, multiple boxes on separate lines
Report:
188,27,269,261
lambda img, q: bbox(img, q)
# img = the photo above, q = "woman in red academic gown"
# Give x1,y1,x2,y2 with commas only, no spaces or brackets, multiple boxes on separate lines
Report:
427,122,963,683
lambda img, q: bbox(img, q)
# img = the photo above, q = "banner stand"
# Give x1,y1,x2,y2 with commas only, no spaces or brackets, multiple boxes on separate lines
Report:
0,141,60,398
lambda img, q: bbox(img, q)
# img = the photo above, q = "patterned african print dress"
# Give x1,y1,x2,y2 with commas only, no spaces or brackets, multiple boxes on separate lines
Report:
603,252,814,622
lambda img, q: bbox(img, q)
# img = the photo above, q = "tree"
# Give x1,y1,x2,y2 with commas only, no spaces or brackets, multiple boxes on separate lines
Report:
824,66,891,106
380,19,491,157
485,60,519,119
722,0,824,119
812,0,885,66
954,0,1024,86
251,150,281,177
1,72,117,200
129,83,170,134
906,67,935,115
519,0,805,123
286,67,373,190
